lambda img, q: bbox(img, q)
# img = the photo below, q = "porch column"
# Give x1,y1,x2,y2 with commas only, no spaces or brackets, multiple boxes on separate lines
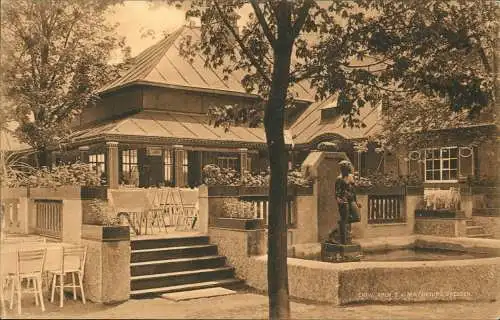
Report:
173,145,186,187
106,141,119,189
50,151,59,169
79,146,89,163
239,148,248,177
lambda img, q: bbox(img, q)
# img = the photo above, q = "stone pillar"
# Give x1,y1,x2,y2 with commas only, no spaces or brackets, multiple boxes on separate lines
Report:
198,185,209,234
106,142,119,189
239,148,248,177
173,145,186,187
79,146,90,163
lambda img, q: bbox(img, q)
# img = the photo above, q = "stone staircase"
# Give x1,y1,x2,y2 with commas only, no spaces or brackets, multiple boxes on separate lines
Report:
130,235,243,298
465,219,493,238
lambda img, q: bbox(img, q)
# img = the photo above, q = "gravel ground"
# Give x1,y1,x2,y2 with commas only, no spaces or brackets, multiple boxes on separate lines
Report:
3,290,499,319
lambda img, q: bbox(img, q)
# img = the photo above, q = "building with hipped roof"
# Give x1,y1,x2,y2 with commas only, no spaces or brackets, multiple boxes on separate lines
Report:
11,24,497,190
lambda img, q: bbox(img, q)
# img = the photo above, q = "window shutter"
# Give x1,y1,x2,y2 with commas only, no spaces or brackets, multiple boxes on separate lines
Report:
408,150,423,180
459,147,474,179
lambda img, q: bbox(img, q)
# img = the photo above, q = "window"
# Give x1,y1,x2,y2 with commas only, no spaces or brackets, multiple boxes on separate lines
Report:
164,150,174,185
217,157,238,170
121,149,138,186
89,153,105,177
425,147,458,182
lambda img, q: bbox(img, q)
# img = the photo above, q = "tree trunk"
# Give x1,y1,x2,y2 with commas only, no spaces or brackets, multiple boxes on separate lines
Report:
37,148,50,168
265,3,293,319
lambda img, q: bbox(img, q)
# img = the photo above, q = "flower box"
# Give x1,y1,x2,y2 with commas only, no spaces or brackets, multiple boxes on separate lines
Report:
240,186,268,196
356,185,405,196
406,185,424,195
81,224,130,242
214,217,264,230
415,209,458,219
29,186,82,200
207,185,239,197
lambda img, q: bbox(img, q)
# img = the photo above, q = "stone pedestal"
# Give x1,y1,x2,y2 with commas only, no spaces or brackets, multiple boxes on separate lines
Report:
321,242,361,263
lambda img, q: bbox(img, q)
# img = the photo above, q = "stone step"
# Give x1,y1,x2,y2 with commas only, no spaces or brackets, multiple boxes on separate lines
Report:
472,208,500,217
131,236,209,250
465,220,479,226
131,255,227,276
465,226,486,236
131,244,218,263
467,233,494,239
161,287,236,301
130,266,236,291
130,278,244,298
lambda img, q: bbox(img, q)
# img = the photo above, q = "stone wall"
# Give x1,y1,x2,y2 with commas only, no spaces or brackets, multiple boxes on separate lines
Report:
208,227,265,280
213,226,500,304
414,218,466,237
472,216,500,239
28,186,83,243
81,224,131,304
338,258,499,304
352,193,420,239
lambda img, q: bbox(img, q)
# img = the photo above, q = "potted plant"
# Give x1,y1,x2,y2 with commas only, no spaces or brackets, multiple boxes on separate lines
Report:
82,199,130,241
214,198,264,230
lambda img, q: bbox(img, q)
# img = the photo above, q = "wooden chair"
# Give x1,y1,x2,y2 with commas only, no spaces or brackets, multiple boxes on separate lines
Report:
9,249,47,315
49,246,87,307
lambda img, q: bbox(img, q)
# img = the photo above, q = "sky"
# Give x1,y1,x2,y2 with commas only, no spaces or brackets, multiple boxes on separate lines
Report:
106,1,187,62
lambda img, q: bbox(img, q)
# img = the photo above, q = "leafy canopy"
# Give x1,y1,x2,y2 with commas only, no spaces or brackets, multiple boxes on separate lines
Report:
0,0,129,151
180,0,495,130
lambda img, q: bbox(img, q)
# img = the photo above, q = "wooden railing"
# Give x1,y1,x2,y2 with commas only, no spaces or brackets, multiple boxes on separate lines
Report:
35,200,63,238
367,195,405,224
239,195,296,228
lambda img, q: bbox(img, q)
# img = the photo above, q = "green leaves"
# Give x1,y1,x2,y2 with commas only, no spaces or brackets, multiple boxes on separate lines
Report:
1,0,126,151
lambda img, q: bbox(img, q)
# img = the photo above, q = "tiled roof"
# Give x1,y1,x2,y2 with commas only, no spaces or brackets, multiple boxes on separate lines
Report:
99,26,315,102
290,95,382,146
69,111,271,148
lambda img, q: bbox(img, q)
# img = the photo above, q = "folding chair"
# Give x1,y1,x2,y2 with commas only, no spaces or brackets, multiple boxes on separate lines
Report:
49,246,87,307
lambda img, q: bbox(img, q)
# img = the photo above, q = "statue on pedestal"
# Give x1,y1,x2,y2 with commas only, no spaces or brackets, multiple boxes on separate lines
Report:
329,160,361,245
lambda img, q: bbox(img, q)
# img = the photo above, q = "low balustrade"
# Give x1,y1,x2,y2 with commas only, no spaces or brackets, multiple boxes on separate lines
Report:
34,199,63,239
239,195,296,228
367,194,406,224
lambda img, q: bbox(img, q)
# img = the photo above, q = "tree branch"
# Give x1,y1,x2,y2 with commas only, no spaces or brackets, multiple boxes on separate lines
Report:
475,37,493,74
249,0,276,48
292,0,314,40
213,1,272,86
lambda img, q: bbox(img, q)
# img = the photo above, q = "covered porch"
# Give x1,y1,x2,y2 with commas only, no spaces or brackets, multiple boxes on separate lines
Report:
51,111,269,189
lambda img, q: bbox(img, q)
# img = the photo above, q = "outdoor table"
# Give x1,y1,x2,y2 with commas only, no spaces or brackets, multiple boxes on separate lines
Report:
0,242,79,277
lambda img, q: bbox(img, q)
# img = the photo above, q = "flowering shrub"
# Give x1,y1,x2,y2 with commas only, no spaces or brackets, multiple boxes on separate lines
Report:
287,169,312,187
423,188,460,210
20,162,101,188
85,199,120,226
202,164,312,188
221,198,256,219
354,172,423,189
202,164,241,186
241,170,269,186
